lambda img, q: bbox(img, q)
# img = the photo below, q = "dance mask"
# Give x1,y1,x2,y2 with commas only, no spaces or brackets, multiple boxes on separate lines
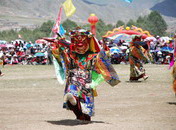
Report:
69,28,100,54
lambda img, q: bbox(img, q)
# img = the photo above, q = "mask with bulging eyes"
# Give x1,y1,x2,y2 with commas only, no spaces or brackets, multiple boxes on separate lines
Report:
72,35,90,54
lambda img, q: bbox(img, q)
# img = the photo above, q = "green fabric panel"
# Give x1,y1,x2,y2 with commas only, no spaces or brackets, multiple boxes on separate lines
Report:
91,70,104,89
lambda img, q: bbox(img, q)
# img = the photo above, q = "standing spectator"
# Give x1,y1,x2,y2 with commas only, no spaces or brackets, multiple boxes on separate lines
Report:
47,46,53,65
0,50,4,76
26,41,32,49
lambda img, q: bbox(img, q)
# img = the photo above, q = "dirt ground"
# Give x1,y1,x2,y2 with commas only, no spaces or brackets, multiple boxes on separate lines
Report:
0,64,176,130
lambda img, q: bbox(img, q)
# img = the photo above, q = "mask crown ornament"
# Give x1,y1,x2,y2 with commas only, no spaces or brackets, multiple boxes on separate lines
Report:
68,27,93,38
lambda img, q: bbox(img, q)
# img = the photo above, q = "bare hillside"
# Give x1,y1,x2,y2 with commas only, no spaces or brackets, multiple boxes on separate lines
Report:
0,0,175,32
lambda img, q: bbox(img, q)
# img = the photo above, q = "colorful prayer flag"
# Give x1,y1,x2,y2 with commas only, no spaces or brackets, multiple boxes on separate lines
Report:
52,7,63,34
62,0,76,17
123,0,133,3
59,24,66,36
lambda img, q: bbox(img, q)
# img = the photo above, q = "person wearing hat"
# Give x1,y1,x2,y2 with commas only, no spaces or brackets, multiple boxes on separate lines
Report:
129,36,149,81
44,27,120,121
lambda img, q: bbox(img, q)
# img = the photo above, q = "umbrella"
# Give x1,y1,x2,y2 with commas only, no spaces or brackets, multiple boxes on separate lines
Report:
6,44,14,48
110,47,121,54
159,37,170,43
119,46,128,50
0,40,7,44
114,34,132,43
0,44,7,48
108,34,123,40
34,52,45,57
113,34,131,43
145,37,157,42
160,46,173,53
35,39,47,44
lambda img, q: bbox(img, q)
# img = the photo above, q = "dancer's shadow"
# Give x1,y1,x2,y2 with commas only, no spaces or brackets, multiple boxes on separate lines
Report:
126,80,142,83
167,102,176,105
47,119,106,126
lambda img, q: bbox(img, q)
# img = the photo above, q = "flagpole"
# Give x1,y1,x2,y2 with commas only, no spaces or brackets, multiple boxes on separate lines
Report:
49,0,62,36
51,5,63,38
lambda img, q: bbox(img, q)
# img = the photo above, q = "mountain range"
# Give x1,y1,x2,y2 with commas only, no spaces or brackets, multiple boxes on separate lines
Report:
0,0,176,33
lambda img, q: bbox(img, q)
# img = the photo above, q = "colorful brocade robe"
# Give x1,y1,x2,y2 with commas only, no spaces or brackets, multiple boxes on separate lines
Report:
52,44,120,116
129,45,149,79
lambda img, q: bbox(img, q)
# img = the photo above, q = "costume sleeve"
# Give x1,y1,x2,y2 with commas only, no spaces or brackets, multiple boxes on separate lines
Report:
139,47,149,62
131,46,149,62
143,49,153,63
94,49,120,87
52,55,66,84
51,40,70,85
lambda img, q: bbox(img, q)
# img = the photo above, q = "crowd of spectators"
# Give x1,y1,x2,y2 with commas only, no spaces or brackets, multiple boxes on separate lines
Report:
0,39,53,65
0,35,174,66
103,35,174,65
